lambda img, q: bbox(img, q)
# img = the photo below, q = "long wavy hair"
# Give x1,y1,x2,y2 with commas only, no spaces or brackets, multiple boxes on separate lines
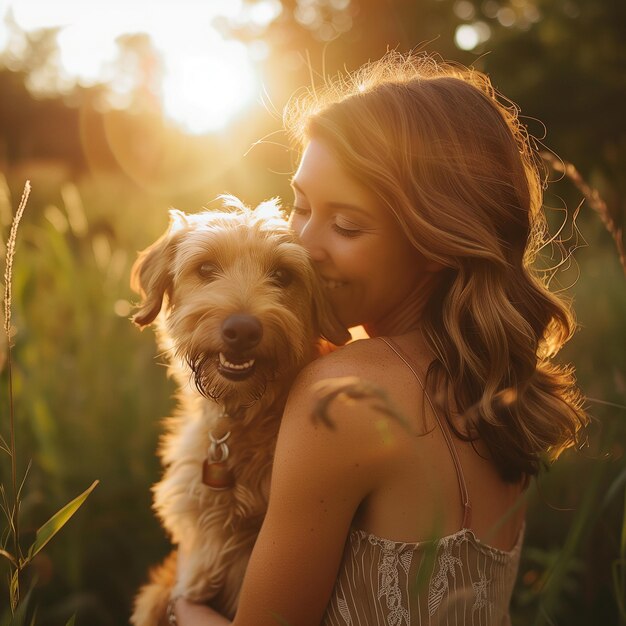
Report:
284,52,587,483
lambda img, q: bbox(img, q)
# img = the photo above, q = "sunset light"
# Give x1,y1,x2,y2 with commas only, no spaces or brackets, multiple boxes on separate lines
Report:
160,38,257,135
1,0,276,133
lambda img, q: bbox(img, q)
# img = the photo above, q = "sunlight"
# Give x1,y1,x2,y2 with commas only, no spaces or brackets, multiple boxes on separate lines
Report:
2,0,269,134
160,39,258,134
57,24,119,86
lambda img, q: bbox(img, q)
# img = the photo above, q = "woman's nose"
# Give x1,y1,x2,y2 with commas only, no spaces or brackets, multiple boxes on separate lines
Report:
297,220,327,262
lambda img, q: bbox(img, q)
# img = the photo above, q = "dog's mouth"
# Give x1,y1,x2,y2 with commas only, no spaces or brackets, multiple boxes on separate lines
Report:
217,351,257,381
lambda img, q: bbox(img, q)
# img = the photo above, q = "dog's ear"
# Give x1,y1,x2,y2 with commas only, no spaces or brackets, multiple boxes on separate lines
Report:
310,279,351,346
131,211,187,327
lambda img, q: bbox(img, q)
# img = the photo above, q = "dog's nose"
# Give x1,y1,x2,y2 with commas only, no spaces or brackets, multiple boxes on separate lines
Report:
221,315,263,352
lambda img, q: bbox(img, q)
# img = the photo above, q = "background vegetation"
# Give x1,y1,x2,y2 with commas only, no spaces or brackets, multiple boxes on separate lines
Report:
1,1,624,624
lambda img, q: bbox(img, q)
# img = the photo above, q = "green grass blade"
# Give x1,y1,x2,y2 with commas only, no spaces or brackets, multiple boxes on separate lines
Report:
25,480,98,562
268,613,291,626
65,615,76,626
10,568,19,613
8,582,35,626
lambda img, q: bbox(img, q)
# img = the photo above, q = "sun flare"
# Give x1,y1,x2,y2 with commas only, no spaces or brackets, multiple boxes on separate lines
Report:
160,39,258,135
2,0,270,134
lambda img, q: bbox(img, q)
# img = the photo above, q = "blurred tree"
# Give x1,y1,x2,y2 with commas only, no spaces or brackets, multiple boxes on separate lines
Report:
1,0,624,230
469,0,626,244
0,68,83,168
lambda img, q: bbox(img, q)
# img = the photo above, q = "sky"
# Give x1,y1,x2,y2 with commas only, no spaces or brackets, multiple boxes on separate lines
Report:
0,0,283,133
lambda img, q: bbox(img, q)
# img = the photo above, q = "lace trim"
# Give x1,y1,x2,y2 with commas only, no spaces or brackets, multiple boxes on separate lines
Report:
351,523,525,560
336,594,352,625
324,527,523,625
472,571,490,611
372,536,412,625
351,525,524,621
427,532,465,615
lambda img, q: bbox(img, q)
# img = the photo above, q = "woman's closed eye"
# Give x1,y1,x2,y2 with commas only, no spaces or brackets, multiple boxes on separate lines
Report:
333,217,363,238
332,223,362,238
290,204,363,238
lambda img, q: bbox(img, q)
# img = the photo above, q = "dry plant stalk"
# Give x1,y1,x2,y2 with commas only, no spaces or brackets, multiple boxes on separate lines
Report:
541,152,626,278
4,181,31,339
2,180,31,610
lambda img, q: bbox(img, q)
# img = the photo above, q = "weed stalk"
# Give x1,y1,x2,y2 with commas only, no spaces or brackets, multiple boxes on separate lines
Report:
3,181,31,611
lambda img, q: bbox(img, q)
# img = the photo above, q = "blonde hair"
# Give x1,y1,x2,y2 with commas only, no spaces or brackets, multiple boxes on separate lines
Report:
285,52,587,483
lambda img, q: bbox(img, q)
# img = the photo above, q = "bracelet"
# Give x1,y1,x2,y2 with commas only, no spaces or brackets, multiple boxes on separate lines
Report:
166,596,180,625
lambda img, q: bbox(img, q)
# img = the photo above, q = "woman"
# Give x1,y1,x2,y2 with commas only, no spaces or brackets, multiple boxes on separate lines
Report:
172,52,587,625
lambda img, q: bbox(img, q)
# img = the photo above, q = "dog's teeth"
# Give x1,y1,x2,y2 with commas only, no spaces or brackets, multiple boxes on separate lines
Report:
218,354,256,371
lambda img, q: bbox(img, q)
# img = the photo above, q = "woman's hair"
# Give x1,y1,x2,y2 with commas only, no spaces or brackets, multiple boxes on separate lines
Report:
284,51,587,483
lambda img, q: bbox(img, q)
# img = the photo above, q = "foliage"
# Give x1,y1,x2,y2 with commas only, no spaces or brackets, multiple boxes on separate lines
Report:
0,1,624,624
0,175,173,624
0,183,98,624
0,153,622,626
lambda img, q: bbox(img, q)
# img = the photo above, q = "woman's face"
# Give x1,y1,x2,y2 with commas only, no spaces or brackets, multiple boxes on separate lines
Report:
290,138,431,332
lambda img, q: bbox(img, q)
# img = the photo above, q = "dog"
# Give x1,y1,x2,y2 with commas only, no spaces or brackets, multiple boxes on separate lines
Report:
130,196,349,625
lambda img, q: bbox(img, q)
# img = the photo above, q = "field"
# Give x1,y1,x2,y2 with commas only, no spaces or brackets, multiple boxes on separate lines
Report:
0,164,623,625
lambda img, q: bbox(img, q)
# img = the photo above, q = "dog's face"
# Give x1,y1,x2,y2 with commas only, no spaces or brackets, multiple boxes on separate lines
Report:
131,198,349,404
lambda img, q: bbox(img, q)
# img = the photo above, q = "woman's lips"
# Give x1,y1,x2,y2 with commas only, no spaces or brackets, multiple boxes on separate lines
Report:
322,277,346,290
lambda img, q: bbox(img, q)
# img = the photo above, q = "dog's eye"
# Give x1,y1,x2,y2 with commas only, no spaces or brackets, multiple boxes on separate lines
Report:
198,262,218,280
270,267,292,287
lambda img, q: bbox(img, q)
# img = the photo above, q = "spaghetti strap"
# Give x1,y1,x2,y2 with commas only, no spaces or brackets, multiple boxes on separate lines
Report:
378,336,473,529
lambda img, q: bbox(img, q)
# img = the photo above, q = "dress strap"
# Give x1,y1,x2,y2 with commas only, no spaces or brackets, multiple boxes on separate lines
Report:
378,336,472,529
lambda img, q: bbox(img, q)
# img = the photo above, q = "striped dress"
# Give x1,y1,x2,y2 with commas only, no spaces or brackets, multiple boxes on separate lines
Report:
322,338,524,625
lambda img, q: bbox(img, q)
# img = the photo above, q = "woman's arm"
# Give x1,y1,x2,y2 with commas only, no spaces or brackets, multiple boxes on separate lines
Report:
176,356,397,626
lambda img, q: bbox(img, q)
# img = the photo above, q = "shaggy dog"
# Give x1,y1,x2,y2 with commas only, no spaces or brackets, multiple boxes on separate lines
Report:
130,197,348,625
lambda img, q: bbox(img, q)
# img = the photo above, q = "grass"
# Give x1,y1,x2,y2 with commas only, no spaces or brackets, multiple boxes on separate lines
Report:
0,174,172,624
0,181,99,626
0,168,624,624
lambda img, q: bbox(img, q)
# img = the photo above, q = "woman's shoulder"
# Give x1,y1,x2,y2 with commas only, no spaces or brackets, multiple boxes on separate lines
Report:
283,337,411,452
287,338,383,418
276,353,407,502
306,336,390,381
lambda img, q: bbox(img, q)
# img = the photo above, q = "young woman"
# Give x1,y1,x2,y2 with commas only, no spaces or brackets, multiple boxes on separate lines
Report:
173,52,587,625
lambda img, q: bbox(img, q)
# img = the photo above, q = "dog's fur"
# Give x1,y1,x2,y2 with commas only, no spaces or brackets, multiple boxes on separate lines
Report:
130,197,348,625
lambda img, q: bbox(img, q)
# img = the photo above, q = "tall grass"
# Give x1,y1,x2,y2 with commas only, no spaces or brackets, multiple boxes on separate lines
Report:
510,161,626,625
1,181,99,625
0,168,623,624
2,181,31,612
0,173,178,625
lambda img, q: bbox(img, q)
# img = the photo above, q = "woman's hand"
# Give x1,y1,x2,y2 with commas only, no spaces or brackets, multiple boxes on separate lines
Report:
173,549,231,625
174,597,232,626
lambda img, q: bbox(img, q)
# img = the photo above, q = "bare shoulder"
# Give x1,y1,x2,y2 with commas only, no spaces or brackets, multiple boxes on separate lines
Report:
296,337,391,386
287,339,396,420
288,337,415,418
281,338,412,464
